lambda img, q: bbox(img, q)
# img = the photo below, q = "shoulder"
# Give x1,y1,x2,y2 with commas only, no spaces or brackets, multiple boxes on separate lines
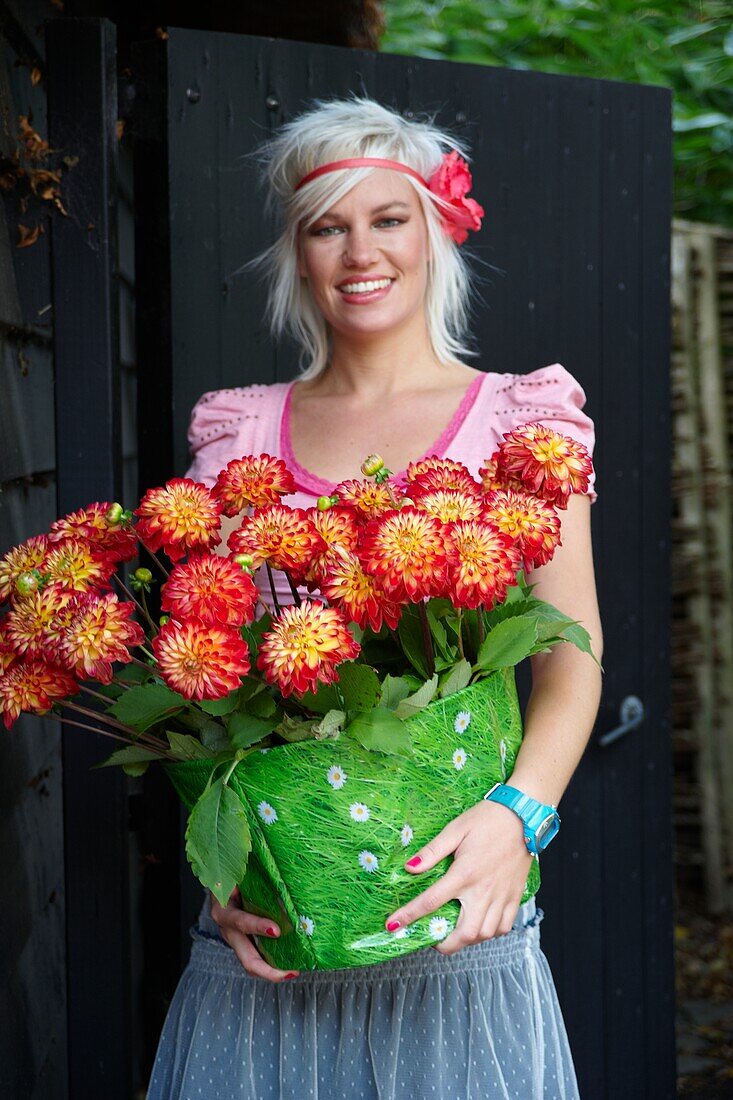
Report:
185,381,290,488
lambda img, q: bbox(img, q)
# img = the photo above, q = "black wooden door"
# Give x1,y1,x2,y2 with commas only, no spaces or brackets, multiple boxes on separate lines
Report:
133,28,675,1099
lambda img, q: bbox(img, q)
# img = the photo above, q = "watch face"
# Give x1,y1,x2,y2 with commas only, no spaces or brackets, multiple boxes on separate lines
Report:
536,813,560,849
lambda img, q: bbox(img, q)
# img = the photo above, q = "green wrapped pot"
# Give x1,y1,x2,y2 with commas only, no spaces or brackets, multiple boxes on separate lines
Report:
166,666,540,972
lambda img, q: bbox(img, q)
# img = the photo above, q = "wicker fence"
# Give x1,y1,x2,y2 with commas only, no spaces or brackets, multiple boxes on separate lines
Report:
671,217,733,912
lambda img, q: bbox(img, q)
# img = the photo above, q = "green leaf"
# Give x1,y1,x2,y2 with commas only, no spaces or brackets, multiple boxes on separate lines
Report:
312,709,346,740
394,674,439,718
438,658,472,698
109,683,187,732
166,731,212,761
246,691,277,719
474,615,540,672
298,682,342,716
336,663,381,712
92,744,160,771
380,674,413,709
275,715,316,743
185,778,252,907
226,712,276,750
199,694,239,717
346,707,412,758
426,604,451,658
397,608,429,678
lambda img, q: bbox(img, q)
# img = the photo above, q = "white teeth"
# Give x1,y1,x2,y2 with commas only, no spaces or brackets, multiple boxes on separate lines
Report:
339,278,393,294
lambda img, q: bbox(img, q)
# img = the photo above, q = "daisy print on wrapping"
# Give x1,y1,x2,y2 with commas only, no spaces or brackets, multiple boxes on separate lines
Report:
359,850,379,873
400,823,413,846
257,801,278,825
428,915,452,940
454,710,471,734
350,802,370,823
298,914,314,936
452,747,468,770
327,764,347,789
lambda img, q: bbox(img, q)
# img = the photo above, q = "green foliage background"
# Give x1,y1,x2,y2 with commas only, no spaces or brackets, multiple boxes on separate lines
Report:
381,1,733,227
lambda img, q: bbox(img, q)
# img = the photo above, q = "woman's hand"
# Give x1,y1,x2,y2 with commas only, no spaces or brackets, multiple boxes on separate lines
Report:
209,886,300,982
384,799,535,954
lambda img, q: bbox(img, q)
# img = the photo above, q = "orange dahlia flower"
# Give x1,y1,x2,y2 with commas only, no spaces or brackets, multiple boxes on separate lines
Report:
405,457,482,497
6,584,78,658
54,592,146,684
0,618,19,673
446,519,520,610
359,507,450,602
0,535,49,603
48,502,138,562
334,479,398,521
152,618,251,701
478,452,525,495
40,540,118,594
212,454,296,516
496,423,593,509
482,488,562,571
0,657,79,729
161,554,258,628
412,488,485,524
321,551,402,633
257,601,360,698
228,504,325,576
134,479,222,562
303,507,360,587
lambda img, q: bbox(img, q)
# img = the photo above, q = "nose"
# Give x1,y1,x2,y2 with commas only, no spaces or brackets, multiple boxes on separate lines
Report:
343,223,379,268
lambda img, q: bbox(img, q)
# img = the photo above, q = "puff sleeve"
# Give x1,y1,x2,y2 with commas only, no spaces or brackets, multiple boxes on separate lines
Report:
493,362,598,504
184,389,249,489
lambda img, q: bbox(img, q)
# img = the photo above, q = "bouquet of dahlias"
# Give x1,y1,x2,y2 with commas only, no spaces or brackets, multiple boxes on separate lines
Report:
0,422,599,970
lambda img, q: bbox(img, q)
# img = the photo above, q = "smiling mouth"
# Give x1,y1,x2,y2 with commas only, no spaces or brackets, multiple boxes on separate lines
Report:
338,277,395,296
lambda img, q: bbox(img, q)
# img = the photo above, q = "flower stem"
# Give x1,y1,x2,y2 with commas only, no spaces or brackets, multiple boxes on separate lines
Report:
58,714,169,755
416,601,435,679
140,589,159,634
477,609,486,647
456,609,465,660
265,562,281,615
62,700,167,750
285,572,302,607
112,572,150,626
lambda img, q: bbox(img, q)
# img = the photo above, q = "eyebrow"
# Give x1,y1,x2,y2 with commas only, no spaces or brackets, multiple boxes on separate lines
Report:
318,201,411,220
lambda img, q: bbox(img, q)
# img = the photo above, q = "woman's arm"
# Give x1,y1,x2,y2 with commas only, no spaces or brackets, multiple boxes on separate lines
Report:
383,492,603,952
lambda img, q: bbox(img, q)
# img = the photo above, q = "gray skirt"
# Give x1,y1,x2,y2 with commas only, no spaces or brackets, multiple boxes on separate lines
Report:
146,893,580,1100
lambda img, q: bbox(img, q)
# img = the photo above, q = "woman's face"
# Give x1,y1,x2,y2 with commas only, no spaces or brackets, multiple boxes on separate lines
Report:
296,169,432,339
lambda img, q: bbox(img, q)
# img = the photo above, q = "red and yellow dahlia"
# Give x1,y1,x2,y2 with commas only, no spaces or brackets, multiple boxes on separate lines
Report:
134,478,222,562
212,454,296,515
321,551,402,633
0,535,49,603
161,554,258,628
405,457,482,497
446,519,521,609
40,540,118,594
152,618,251,701
48,501,138,562
228,504,325,576
302,507,360,586
358,507,450,602
6,585,77,658
0,618,19,673
334,479,398,521
412,488,485,524
55,592,146,684
496,423,593,509
478,452,525,495
482,488,562,571
0,657,79,729
257,601,360,698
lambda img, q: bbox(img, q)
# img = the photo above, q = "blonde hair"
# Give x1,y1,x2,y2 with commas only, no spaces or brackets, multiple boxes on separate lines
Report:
237,93,483,380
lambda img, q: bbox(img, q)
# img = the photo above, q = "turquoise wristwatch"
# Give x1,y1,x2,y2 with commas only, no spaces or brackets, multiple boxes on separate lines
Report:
484,782,561,857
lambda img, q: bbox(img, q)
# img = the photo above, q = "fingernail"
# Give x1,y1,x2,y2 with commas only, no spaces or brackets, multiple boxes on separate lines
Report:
265,926,278,937
284,971,298,980
386,919,401,932
406,855,422,868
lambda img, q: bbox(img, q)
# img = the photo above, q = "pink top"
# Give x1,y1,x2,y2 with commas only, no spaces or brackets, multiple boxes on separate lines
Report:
184,362,597,607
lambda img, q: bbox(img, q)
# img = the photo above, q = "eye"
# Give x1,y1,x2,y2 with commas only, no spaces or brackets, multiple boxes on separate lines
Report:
312,218,406,237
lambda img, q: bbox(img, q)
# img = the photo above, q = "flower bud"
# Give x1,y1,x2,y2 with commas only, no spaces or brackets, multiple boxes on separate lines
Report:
159,615,169,626
15,571,39,596
105,503,124,525
134,567,153,584
233,553,254,573
360,454,384,477
316,496,333,511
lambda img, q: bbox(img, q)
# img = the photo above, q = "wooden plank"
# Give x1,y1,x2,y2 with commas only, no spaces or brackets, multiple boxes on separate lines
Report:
45,16,132,1096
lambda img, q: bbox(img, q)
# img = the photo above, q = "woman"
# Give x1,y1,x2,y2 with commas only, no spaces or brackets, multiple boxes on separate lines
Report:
147,93,603,1100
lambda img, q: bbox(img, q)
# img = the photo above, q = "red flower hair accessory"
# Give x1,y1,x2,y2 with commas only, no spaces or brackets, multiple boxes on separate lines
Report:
293,150,484,245
427,151,485,245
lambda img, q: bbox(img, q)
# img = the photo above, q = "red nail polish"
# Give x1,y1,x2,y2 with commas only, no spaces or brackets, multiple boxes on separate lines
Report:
406,855,422,868
284,971,298,980
265,926,278,937
386,919,401,932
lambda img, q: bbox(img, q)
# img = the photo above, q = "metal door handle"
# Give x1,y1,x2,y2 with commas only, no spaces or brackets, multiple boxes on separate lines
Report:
598,695,645,747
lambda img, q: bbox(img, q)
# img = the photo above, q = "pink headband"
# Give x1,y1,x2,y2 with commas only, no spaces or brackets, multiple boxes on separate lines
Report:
294,152,484,245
